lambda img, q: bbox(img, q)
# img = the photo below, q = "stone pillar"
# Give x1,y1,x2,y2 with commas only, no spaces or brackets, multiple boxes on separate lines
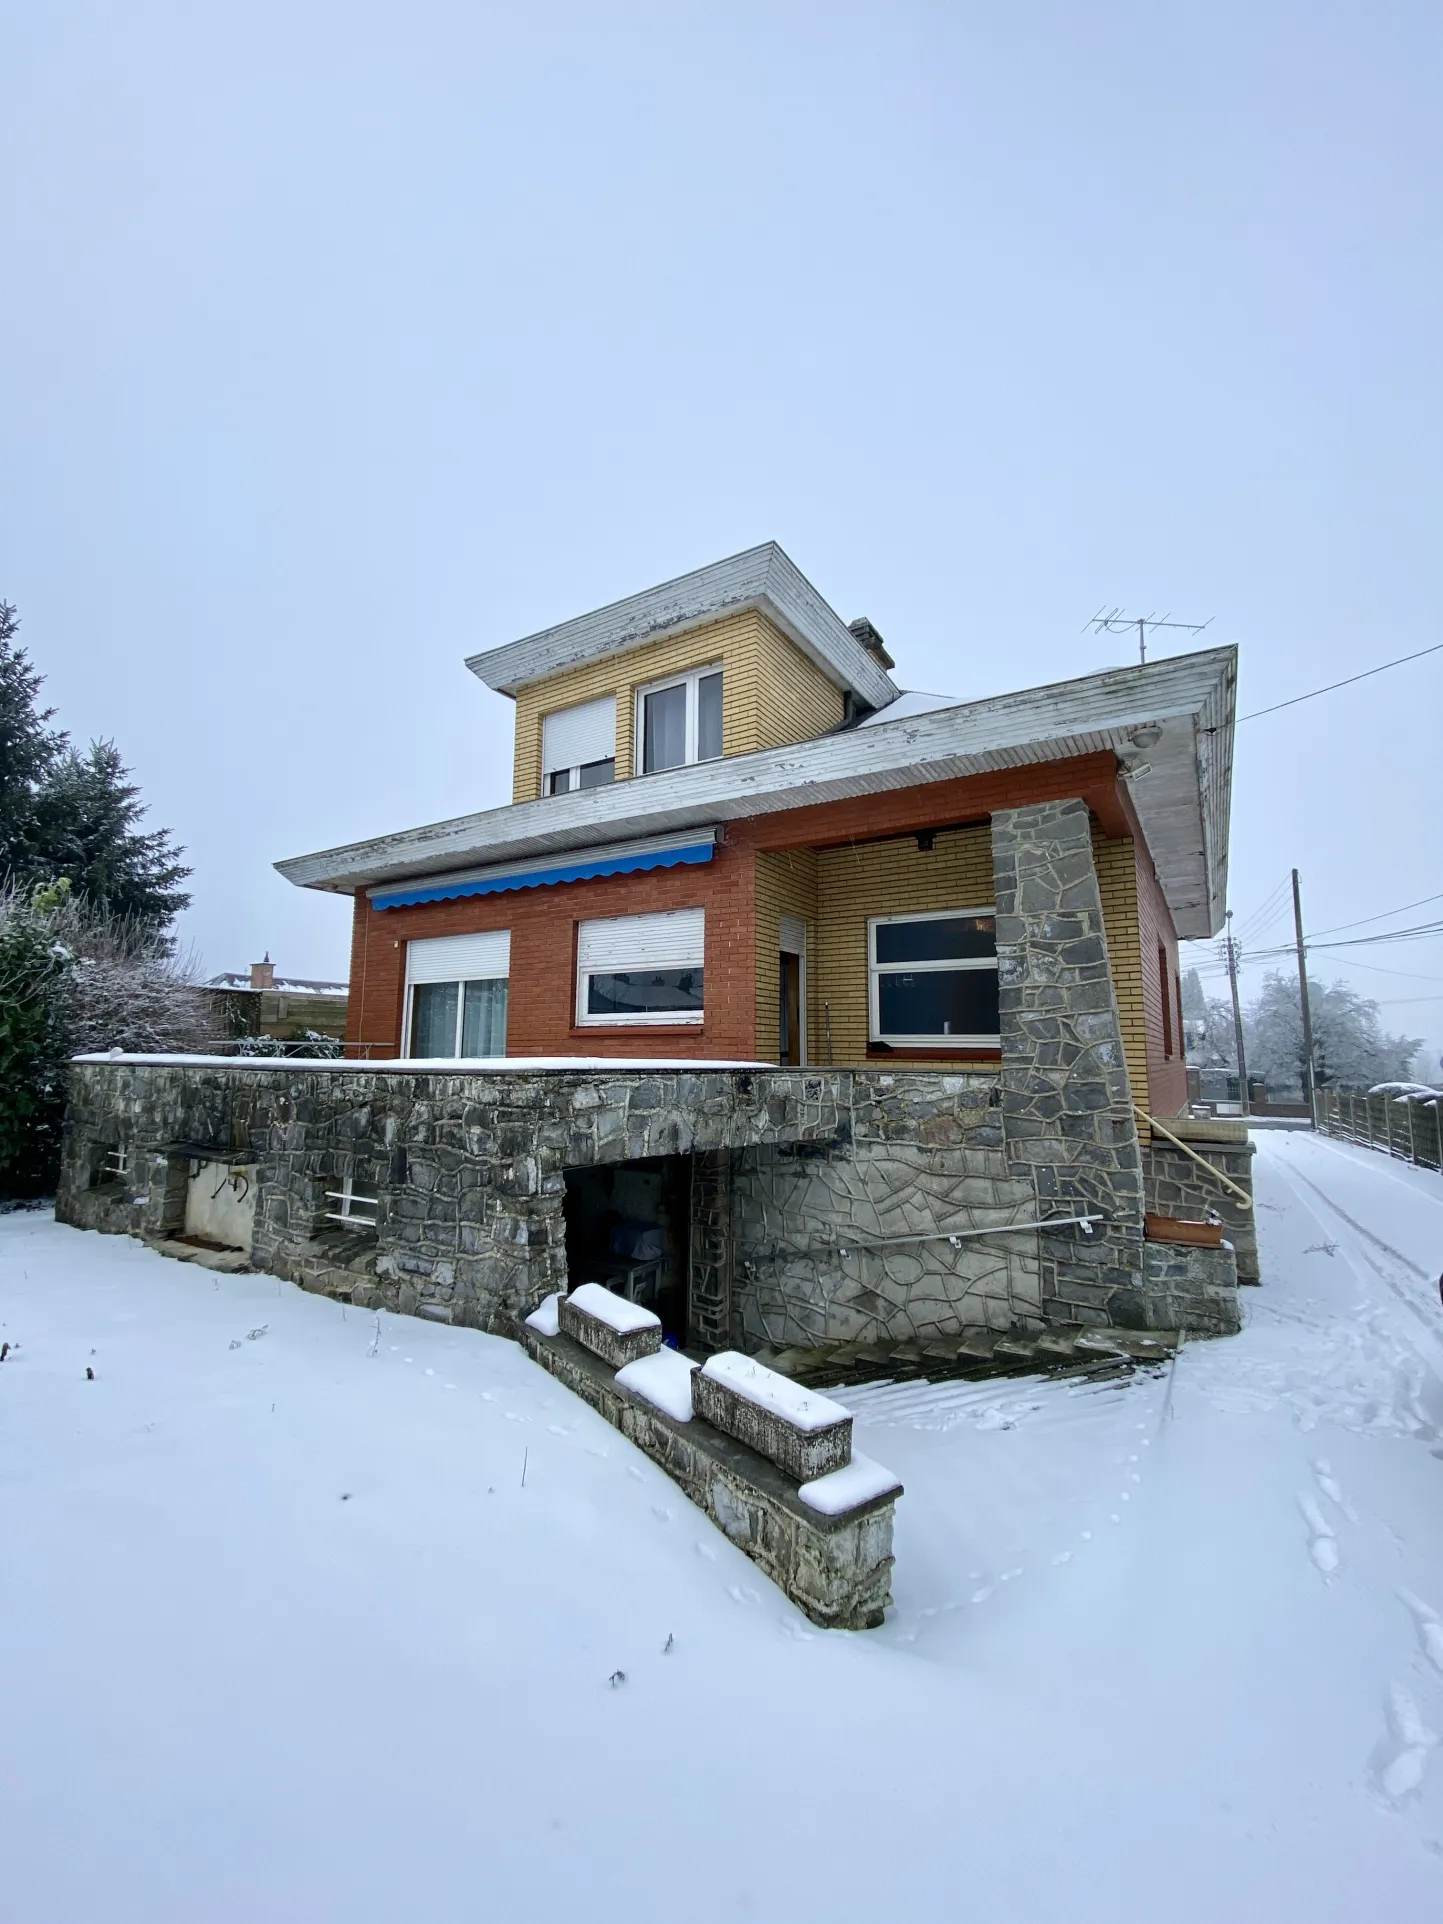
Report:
689,1148,734,1352
991,799,1150,1328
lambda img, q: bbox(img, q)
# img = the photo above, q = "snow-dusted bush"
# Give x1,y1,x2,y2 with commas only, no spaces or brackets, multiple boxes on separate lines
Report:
235,1030,344,1059
0,881,221,1195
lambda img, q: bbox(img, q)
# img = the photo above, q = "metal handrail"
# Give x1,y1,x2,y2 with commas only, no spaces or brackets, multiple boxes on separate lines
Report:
1135,1105,1254,1211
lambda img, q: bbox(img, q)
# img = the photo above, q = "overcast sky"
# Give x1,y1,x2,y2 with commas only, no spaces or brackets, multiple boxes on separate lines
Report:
4,2,1440,1066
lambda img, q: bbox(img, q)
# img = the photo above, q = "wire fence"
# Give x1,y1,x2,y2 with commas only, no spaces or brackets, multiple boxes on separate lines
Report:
1313,1088,1442,1173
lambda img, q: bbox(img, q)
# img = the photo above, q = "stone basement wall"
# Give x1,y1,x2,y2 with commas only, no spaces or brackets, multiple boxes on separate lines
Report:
1142,1241,1242,1335
57,1062,845,1334
1143,1137,1259,1285
729,1072,1044,1351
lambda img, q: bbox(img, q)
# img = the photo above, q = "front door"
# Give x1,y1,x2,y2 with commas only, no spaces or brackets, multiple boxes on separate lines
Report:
779,951,802,1065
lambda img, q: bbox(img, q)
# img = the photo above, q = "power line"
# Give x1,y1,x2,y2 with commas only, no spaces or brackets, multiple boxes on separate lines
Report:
1305,889,1443,940
1231,641,1443,726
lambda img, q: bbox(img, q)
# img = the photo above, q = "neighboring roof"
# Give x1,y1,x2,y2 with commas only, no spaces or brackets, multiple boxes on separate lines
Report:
203,974,348,995
856,689,961,727
465,541,900,713
277,645,1238,940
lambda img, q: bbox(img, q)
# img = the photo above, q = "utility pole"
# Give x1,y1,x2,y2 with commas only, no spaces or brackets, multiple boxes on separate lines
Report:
1292,868,1317,1116
1084,608,1213,665
1224,910,1250,1115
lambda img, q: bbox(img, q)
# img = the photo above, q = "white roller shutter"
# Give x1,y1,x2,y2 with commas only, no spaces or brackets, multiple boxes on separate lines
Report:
406,929,511,985
779,915,807,955
577,908,704,973
542,696,616,775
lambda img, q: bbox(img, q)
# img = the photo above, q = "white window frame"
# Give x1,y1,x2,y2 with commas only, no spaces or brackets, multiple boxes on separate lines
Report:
325,1172,379,1228
404,931,511,1059
634,662,723,775
867,907,999,1049
575,909,706,1028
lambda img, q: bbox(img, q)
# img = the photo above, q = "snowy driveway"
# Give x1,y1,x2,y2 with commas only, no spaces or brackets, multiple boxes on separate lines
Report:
2,1131,1441,1922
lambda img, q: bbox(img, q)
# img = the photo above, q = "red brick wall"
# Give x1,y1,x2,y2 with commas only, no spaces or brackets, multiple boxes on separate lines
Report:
346,843,759,1061
1135,841,1189,1118
344,750,1170,1069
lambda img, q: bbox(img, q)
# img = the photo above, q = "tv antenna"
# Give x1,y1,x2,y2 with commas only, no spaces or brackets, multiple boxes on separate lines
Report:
1085,607,1213,665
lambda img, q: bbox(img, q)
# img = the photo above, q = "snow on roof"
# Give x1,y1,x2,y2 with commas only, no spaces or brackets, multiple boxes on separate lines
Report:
856,689,963,727
203,974,348,994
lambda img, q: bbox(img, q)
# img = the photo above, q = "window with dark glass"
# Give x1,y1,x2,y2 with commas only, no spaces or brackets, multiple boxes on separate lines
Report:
867,911,999,1046
638,665,724,774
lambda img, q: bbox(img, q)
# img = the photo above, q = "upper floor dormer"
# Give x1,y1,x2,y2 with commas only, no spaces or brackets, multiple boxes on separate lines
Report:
465,543,901,804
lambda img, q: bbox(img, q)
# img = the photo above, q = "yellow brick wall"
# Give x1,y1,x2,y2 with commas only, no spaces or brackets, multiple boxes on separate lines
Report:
809,826,998,1068
753,848,819,1062
510,611,845,802
1092,827,1150,1124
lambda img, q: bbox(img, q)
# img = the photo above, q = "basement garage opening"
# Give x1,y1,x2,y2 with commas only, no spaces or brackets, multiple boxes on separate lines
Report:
561,1155,692,1347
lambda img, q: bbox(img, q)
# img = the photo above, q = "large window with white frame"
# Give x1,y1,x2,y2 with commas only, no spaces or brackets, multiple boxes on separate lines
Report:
542,695,617,796
636,664,723,775
405,930,510,1058
867,910,999,1048
576,908,705,1025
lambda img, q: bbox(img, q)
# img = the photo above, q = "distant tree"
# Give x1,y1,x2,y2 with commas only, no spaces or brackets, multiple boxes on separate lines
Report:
0,602,65,878
0,601,190,940
1181,966,1237,1071
30,740,191,934
1245,971,1421,1092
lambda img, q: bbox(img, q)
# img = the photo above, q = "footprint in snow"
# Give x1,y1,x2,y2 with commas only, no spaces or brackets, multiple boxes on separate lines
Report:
728,1584,760,1606
651,1505,672,1523
694,1542,718,1562
547,1425,568,1435
1371,1685,1438,1807
1298,1492,1339,1575
1398,1591,1443,1676
1312,1458,1357,1520
970,1585,994,1604
1051,1551,1073,1566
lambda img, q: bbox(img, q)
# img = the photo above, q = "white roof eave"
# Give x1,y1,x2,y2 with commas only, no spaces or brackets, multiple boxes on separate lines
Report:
464,541,899,712
277,646,1238,940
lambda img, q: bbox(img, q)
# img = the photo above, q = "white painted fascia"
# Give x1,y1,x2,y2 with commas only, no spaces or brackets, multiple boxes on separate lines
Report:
464,541,899,713
276,646,1237,940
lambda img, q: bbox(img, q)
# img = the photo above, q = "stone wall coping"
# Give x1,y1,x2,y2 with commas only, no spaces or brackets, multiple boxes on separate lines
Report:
73,1053,772,1073
525,1327,898,1533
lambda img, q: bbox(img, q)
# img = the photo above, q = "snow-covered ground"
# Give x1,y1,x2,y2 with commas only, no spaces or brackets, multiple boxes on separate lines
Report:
3,1132,1442,1922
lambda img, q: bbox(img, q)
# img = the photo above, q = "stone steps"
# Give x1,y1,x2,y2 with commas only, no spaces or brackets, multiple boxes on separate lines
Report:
755,1324,1180,1388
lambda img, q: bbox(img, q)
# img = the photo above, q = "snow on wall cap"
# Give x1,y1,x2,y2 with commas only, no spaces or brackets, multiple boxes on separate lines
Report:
524,1292,563,1337
566,1282,661,1336
797,1451,903,1517
615,1347,698,1423
699,1351,851,1432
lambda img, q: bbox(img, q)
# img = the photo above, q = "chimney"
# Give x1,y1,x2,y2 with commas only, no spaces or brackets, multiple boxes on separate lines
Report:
250,953,276,991
847,617,895,671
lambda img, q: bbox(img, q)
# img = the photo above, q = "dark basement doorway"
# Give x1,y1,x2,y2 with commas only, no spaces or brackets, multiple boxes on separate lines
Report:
561,1154,692,1347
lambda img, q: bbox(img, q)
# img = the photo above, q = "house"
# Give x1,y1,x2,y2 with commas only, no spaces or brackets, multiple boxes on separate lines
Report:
200,956,349,1043
59,543,1252,1366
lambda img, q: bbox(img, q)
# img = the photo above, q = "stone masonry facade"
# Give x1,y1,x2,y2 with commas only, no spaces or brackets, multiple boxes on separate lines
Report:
56,802,1244,1343
991,799,1151,1328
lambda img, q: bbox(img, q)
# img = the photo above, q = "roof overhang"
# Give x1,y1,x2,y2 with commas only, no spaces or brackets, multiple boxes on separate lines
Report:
369,828,720,911
465,541,899,712
277,646,1237,940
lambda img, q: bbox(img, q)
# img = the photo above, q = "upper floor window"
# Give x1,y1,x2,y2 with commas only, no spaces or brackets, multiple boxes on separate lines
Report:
637,665,723,774
542,696,616,797
867,910,999,1048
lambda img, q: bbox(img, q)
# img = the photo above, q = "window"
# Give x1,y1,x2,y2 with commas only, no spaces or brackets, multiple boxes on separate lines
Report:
867,910,999,1048
542,696,616,797
325,1173,379,1229
637,665,723,774
576,908,705,1025
1159,948,1173,1059
405,930,510,1057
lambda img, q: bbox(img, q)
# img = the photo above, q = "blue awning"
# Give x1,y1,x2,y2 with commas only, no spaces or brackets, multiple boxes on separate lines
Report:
370,837,716,911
